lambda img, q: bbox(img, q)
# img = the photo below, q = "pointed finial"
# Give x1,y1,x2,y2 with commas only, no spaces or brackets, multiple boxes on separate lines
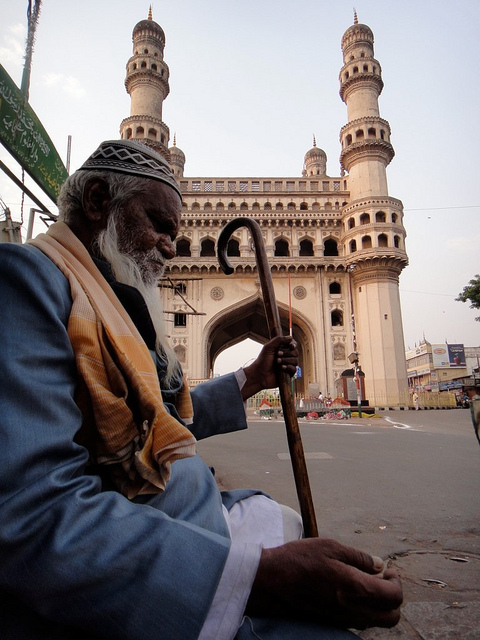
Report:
148,4,153,20
173,132,177,147
313,134,317,147
353,8,358,24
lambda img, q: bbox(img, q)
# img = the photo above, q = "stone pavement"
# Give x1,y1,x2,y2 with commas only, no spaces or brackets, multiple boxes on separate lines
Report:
357,549,480,639
247,410,480,639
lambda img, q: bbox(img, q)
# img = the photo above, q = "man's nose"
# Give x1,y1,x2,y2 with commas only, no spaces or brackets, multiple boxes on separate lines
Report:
157,235,176,259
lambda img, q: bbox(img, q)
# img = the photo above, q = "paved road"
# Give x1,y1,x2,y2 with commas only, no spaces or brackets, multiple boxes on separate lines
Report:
196,408,480,639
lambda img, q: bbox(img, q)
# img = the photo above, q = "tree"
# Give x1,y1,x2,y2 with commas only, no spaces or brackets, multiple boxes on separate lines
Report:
456,274,480,322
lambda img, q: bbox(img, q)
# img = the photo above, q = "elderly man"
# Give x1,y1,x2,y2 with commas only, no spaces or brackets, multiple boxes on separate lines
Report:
0,140,402,639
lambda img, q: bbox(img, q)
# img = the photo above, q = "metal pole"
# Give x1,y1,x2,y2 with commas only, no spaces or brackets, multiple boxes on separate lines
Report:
218,217,318,537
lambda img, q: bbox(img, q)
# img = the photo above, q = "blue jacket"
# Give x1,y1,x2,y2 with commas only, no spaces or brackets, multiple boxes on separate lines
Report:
0,243,252,639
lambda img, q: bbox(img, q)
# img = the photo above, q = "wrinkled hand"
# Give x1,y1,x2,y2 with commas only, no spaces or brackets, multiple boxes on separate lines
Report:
241,336,298,400
246,538,403,630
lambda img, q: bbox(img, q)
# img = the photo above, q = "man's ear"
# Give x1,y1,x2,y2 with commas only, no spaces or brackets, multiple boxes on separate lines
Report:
82,177,111,224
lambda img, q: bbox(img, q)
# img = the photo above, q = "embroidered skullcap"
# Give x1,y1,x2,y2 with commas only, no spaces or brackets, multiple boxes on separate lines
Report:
78,139,181,199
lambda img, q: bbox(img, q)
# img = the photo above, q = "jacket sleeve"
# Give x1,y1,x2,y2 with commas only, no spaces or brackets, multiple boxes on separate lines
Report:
189,373,249,440
0,245,230,640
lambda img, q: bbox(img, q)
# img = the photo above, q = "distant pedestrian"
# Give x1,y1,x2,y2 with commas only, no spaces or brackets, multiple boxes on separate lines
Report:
412,392,419,410
318,392,324,407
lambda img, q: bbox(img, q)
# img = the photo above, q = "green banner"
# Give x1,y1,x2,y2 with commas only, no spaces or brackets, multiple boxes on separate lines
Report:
0,64,68,202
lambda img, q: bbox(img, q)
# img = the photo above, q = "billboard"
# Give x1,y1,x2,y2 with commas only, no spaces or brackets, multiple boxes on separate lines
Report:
447,343,466,367
431,343,466,368
0,64,68,203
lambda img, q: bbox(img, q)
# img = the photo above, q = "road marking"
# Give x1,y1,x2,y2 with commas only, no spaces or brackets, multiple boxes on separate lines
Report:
351,431,377,434
277,452,333,460
383,416,422,431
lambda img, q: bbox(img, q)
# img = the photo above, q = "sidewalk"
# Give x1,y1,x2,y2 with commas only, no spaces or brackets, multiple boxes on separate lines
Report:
357,549,480,639
245,410,480,638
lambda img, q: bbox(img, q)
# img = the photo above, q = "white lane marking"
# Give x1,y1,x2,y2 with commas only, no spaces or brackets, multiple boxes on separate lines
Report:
383,416,422,431
277,452,333,460
351,431,376,434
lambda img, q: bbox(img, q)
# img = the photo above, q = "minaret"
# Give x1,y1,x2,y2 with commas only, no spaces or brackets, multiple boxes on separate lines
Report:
169,134,186,178
339,14,409,405
120,7,171,159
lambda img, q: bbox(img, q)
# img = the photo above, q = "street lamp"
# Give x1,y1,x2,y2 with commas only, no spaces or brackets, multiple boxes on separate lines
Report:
348,351,363,418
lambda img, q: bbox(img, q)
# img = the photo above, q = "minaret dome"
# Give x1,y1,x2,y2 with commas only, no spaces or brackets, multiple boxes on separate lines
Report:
303,137,327,176
169,134,186,179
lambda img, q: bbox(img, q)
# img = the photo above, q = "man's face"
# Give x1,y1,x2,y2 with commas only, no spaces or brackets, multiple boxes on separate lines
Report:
114,181,181,284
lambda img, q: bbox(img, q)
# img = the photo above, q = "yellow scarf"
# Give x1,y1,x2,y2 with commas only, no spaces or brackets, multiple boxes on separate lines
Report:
30,222,196,497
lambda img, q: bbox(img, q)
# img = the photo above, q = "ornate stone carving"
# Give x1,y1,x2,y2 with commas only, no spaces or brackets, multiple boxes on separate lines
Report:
210,286,224,300
293,285,307,300
333,342,346,361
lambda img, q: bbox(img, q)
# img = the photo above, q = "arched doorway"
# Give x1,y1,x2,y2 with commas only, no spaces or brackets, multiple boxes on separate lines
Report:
204,296,315,395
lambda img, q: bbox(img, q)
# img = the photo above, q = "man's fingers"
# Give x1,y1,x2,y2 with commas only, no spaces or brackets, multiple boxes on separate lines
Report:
338,570,403,613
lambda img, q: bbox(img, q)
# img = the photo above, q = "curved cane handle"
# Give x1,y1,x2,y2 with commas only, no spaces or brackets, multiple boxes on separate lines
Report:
218,217,282,339
217,217,318,538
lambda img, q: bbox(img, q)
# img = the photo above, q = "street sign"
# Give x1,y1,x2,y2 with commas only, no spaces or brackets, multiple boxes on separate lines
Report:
0,64,68,203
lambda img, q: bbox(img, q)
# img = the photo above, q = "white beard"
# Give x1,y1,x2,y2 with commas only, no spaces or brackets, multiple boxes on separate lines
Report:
95,209,179,386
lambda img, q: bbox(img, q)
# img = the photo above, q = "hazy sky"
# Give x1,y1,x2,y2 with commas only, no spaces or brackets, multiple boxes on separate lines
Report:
1,0,479,374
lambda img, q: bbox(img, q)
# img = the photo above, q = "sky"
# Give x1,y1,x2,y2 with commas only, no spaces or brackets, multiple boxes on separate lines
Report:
1,0,479,375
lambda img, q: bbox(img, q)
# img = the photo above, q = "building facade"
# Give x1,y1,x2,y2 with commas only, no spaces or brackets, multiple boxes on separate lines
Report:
120,11,409,406
406,341,480,393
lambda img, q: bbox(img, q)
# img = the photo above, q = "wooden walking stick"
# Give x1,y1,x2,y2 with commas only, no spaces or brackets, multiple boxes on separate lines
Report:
218,217,318,538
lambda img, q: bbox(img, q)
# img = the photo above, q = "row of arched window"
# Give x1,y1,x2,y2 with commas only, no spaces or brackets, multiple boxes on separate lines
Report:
343,127,386,147
176,237,340,258
343,62,377,81
347,211,397,228
124,127,167,145
176,233,401,258
349,234,401,251
187,201,345,212
134,49,159,56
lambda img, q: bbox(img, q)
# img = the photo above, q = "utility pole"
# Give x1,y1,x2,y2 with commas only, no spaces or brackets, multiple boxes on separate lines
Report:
21,0,43,101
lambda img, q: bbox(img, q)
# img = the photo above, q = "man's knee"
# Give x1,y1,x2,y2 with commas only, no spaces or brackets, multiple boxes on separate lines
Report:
279,504,304,542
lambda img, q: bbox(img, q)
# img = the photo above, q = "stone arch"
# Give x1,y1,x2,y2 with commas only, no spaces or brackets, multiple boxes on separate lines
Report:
331,309,344,327
274,238,290,257
299,238,314,257
323,238,338,257
227,238,240,257
329,281,341,294
200,237,216,257
176,237,191,257
204,295,316,393
378,233,388,247
360,213,370,225
362,235,372,249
